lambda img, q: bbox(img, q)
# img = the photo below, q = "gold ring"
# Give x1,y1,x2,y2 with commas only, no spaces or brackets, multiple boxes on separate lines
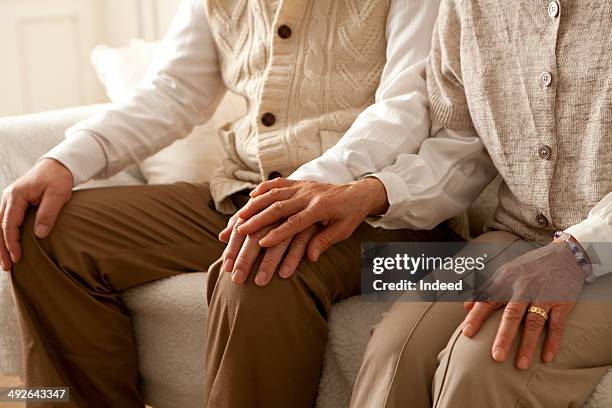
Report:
528,306,549,321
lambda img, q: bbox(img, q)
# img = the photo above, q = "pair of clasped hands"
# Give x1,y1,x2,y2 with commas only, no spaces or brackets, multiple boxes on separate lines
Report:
1,159,589,372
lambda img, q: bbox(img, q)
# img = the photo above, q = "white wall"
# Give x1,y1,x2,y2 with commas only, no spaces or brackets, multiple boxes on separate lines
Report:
0,0,182,117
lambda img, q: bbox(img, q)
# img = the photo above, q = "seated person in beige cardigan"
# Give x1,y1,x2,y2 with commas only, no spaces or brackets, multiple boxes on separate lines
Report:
0,0,500,407
227,0,612,407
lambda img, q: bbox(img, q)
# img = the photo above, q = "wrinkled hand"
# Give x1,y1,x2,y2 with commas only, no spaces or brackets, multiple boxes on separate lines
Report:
235,178,389,262
1,159,73,271
218,213,320,286
462,238,588,370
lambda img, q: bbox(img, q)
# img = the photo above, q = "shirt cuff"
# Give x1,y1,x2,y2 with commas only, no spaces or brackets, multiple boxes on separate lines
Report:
565,215,612,243
363,171,412,229
566,216,612,279
40,131,107,187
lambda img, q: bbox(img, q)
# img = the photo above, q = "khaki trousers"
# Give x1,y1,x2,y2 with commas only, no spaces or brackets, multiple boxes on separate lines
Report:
9,182,458,408
351,231,612,408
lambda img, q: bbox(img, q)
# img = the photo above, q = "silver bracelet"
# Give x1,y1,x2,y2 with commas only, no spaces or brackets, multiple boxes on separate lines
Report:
554,231,595,283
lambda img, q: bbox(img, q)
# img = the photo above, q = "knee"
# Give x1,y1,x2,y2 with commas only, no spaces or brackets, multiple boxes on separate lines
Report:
10,208,43,293
11,202,81,284
439,320,518,398
446,333,500,386
362,303,440,374
208,267,315,323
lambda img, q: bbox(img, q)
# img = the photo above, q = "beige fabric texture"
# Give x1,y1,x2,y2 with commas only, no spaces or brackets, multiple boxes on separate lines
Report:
427,0,612,242
204,0,390,212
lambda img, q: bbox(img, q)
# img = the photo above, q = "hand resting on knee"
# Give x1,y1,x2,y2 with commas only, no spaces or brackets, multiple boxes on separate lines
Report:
217,177,389,286
0,158,73,271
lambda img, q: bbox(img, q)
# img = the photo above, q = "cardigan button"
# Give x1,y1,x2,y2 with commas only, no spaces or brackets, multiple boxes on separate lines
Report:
277,25,292,39
537,144,552,160
261,112,276,127
547,1,559,18
540,71,552,87
536,213,549,228
268,172,282,180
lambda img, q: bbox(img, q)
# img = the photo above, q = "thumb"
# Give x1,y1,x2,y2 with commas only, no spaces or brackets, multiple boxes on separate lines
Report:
307,222,353,262
34,189,70,238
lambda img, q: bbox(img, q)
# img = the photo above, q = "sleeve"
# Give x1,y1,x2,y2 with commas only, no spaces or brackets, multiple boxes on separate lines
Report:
42,0,225,186
290,0,496,230
366,125,496,230
426,0,473,130
565,192,612,278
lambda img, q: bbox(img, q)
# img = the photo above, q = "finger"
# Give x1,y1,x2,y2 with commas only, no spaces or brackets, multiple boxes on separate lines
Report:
231,234,263,285
254,239,291,286
0,198,12,271
463,301,475,311
492,301,529,363
250,178,295,198
2,195,29,264
219,214,239,243
238,197,304,235
462,301,502,337
279,226,318,279
307,221,354,262
516,303,551,370
222,218,247,272
33,188,69,238
542,304,570,363
238,187,297,219
259,208,322,247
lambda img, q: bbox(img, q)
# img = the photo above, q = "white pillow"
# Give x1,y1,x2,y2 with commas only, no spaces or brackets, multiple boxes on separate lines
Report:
91,39,246,184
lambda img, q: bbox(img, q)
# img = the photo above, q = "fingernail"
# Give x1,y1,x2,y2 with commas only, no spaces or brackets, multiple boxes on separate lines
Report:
255,272,268,286
224,258,234,273
9,252,16,263
463,323,475,337
279,266,291,279
312,248,320,262
517,357,529,370
543,352,554,363
232,269,244,284
0,261,6,271
35,224,49,238
493,348,506,362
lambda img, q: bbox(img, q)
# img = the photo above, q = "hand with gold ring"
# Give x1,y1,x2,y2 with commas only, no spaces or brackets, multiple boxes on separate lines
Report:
460,236,590,371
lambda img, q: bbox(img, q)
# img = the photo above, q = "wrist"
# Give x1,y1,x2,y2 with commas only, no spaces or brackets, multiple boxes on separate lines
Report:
353,177,389,216
554,231,594,283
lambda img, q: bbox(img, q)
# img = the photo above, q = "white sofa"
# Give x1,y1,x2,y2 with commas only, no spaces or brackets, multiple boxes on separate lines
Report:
1,105,611,408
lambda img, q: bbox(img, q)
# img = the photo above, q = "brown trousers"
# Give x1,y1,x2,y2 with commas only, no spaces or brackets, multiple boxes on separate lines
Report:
10,182,457,407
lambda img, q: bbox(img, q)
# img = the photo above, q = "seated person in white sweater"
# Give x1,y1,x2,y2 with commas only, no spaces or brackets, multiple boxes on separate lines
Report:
1,0,495,407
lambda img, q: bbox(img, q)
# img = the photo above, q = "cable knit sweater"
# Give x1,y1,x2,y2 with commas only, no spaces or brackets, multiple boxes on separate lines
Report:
205,0,389,210
427,0,612,242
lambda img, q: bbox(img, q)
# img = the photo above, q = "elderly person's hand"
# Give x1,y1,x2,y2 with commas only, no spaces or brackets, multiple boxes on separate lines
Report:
218,177,389,286
239,177,388,254
218,215,320,286
461,234,590,370
1,159,73,272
